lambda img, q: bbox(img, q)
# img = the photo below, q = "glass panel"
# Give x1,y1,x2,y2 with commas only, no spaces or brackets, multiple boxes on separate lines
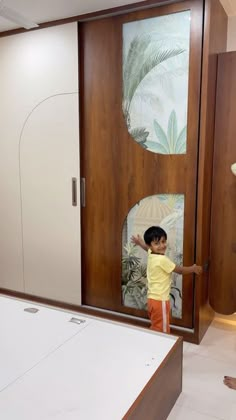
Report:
122,11,190,154
122,194,184,318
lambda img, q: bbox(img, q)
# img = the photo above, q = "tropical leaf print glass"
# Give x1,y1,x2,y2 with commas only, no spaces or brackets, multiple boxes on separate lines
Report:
122,194,184,318
122,11,190,154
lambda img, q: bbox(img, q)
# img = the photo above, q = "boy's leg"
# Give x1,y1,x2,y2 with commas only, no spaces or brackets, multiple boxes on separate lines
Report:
147,299,170,333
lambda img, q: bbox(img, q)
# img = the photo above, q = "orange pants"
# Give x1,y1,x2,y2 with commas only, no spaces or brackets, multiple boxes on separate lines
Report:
147,298,170,333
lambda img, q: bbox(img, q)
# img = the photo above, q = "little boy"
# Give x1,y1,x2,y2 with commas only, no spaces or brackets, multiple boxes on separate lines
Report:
132,226,202,334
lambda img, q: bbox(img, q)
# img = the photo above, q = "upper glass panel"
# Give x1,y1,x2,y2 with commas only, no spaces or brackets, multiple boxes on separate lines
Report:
122,11,190,154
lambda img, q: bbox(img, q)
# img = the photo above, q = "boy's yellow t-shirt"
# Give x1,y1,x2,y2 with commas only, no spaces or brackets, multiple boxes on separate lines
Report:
147,249,176,301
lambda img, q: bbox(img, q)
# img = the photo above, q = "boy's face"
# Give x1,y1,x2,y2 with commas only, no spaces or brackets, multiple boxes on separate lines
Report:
150,236,167,255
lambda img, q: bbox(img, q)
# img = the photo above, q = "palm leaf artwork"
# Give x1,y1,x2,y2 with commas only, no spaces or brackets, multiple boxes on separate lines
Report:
123,35,185,116
123,33,185,147
128,127,149,148
158,193,184,211
149,110,187,154
122,242,147,310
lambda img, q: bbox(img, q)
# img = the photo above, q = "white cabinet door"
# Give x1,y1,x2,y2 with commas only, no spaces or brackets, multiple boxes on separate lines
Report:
20,93,81,304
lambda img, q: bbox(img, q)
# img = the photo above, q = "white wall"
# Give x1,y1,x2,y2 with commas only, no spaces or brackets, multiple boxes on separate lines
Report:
0,23,81,304
227,16,236,51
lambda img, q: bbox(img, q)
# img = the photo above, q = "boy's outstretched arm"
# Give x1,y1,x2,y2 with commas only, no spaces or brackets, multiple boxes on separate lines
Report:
131,234,149,251
173,264,203,275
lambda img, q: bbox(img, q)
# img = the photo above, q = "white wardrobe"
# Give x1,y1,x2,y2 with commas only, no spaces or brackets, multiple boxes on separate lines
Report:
0,23,81,304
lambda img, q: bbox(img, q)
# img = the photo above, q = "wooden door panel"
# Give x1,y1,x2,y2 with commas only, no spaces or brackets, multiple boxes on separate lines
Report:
209,52,236,314
80,0,203,327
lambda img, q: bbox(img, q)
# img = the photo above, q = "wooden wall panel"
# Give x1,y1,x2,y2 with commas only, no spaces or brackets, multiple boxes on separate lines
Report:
195,0,227,341
209,52,236,314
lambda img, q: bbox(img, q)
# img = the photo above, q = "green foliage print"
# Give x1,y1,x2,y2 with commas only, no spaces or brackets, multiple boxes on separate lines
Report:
122,242,147,310
146,110,187,154
122,33,185,147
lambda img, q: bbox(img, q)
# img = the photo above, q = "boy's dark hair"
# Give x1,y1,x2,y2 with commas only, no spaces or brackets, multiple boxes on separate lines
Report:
144,226,167,245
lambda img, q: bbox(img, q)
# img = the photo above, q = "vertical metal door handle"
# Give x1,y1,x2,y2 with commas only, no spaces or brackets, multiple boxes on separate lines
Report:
203,261,210,272
72,177,77,206
81,177,86,207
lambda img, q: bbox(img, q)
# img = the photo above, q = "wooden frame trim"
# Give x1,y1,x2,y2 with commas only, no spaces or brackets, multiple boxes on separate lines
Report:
0,0,189,37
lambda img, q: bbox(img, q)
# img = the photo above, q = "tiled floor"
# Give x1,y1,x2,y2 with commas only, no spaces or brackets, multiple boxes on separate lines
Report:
1,294,236,420
168,314,236,419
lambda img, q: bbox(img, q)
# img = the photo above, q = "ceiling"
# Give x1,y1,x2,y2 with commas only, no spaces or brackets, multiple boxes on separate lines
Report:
0,0,235,33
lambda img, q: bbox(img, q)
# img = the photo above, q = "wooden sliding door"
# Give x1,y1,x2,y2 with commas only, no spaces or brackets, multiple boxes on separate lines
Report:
209,52,236,314
79,0,203,328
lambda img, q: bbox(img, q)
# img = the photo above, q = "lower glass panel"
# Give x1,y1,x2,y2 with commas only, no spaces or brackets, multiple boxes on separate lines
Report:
122,194,184,318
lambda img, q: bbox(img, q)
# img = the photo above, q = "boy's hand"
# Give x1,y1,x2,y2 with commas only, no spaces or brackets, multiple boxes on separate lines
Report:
131,234,143,246
131,234,148,251
193,264,203,275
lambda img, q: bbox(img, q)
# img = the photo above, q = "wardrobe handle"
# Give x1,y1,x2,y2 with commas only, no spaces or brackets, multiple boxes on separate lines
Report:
203,261,210,272
81,177,86,208
72,177,77,206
